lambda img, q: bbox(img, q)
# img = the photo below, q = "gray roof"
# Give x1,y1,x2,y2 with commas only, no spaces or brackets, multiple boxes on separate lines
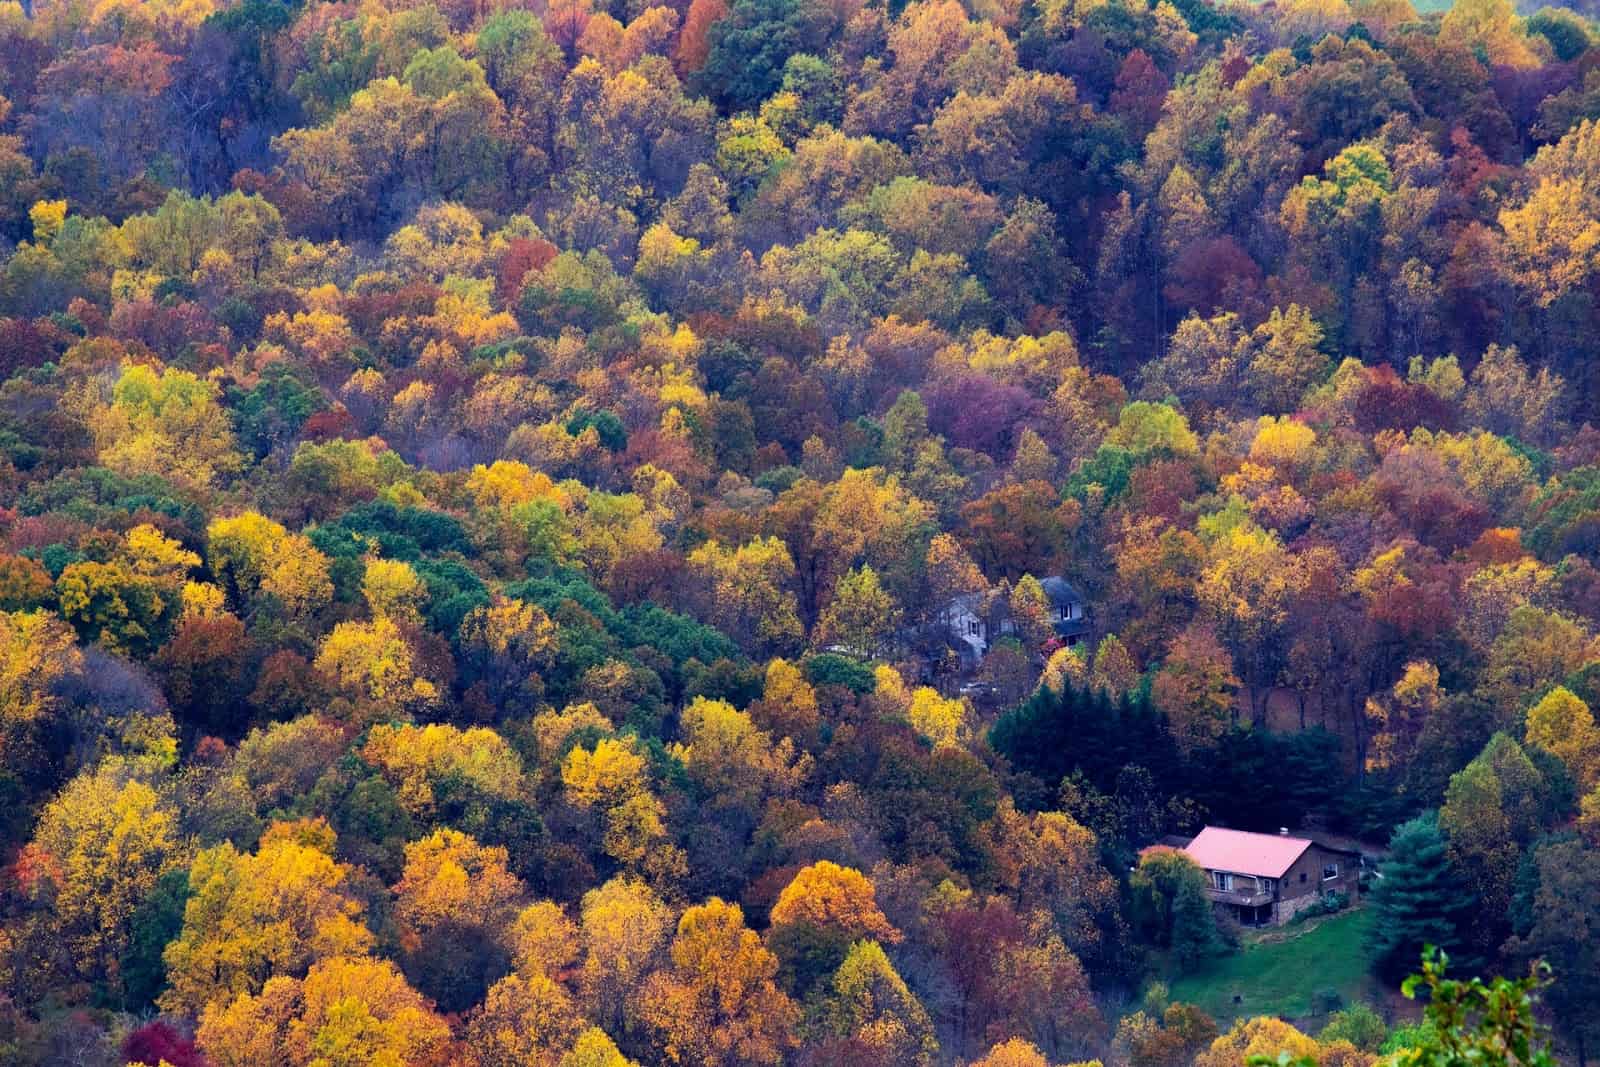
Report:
947,592,987,616
1039,576,1084,606
943,578,1083,617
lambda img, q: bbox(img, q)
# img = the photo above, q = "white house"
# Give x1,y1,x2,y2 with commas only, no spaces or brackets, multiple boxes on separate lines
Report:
935,577,1090,670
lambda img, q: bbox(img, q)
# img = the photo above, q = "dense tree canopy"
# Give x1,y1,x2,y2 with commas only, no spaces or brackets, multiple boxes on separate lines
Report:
2,0,1600,1060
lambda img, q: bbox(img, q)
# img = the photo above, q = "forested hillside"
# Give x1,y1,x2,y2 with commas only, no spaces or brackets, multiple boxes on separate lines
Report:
0,0,1597,1061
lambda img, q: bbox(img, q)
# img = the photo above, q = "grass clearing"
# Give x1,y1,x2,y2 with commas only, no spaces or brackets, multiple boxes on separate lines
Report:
1167,906,1381,1026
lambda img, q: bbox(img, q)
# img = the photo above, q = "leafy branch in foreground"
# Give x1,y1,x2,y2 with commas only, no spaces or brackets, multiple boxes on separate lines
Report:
1248,947,1555,1067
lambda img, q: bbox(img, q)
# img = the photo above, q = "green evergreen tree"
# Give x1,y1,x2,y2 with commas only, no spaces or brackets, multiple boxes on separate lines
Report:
1171,876,1227,972
118,867,190,1012
1368,812,1475,984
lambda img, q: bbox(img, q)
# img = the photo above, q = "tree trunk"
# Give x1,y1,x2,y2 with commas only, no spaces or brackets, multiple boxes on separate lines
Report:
1251,680,1270,727
1349,688,1368,783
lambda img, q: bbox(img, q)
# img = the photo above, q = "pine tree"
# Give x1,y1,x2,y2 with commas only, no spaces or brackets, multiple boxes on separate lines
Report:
1171,876,1228,972
1368,812,1476,983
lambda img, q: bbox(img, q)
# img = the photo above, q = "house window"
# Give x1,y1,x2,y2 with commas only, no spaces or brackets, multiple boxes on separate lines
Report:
1322,863,1340,881
968,620,980,636
1060,605,1069,620
1260,878,1275,894
1211,872,1233,892
1300,872,1307,883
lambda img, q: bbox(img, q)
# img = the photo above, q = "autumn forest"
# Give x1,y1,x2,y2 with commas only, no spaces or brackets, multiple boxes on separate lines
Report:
0,0,1598,1061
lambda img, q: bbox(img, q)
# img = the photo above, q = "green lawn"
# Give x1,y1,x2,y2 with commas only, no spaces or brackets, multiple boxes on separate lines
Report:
1167,907,1382,1026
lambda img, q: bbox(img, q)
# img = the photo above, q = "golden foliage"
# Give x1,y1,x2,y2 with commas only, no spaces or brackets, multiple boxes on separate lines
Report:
0,610,82,766
92,362,244,490
906,686,969,747
1193,1017,1320,1067
314,616,439,724
670,696,809,807
361,558,427,622
197,955,454,1067
467,971,586,1067
1525,685,1600,789
563,736,650,809
639,897,799,1066
769,861,899,943
362,722,528,813
22,768,181,984
162,835,373,1014
394,828,525,949
971,1038,1053,1067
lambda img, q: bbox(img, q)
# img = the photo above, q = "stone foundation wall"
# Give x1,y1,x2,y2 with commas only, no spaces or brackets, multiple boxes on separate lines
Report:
1273,892,1324,925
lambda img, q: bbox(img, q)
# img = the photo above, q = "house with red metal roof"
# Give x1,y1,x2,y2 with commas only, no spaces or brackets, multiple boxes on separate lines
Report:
1179,826,1362,926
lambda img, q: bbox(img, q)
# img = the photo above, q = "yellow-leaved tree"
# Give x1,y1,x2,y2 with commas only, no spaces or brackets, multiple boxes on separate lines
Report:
670,696,808,811
1193,1016,1320,1067
0,609,83,772
361,721,529,815
563,735,686,881
1500,121,1600,307
161,822,373,1015
686,536,804,654
314,616,440,726
818,939,938,1064
393,827,527,1012
91,362,244,490
639,897,800,1066
814,563,902,654
1525,685,1600,789
561,1028,642,1067
580,876,673,1037
196,954,456,1067
907,686,970,747
456,594,558,714
20,766,182,991
766,860,899,992
29,198,66,243
393,828,525,951
362,557,428,623
970,1038,1054,1067
770,860,899,945
206,511,332,619
465,900,589,1067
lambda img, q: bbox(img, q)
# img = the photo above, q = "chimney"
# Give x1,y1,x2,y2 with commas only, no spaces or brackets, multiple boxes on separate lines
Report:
1279,827,1289,836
